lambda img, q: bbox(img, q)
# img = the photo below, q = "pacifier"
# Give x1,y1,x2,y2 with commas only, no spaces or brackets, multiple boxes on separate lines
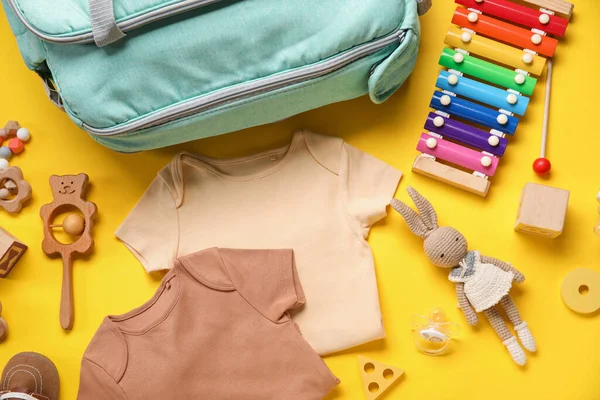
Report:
411,307,460,356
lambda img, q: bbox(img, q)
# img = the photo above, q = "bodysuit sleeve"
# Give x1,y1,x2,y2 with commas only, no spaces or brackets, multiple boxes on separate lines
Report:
339,142,402,238
219,249,305,323
115,173,180,273
78,359,128,400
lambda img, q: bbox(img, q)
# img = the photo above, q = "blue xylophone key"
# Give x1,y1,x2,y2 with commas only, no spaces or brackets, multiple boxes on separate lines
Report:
436,70,529,116
430,91,518,135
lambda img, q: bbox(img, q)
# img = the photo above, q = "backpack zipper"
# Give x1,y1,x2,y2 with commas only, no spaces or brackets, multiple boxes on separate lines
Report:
6,0,222,44
85,29,408,136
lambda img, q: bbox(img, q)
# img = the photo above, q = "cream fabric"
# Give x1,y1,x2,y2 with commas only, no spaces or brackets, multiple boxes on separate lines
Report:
115,130,402,355
450,251,514,313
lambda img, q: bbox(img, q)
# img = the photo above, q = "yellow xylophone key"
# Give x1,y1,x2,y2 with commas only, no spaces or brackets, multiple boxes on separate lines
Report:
444,26,546,76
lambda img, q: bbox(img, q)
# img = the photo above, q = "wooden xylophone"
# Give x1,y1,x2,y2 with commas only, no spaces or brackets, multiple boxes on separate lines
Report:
412,0,573,197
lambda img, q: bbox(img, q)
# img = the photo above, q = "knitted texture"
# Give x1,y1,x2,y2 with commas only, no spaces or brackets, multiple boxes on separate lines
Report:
499,295,523,325
424,227,468,268
514,322,537,352
484,307,511,341
456,252,514,313
502,336,526,366
456,282,478,325
481,255,525,283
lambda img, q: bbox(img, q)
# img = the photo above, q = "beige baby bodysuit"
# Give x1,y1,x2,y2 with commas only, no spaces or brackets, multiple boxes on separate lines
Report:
78,248,339,399
116,130,401,355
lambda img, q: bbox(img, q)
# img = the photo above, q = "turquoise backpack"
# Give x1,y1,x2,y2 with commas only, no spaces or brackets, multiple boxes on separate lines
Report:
2,0,426,152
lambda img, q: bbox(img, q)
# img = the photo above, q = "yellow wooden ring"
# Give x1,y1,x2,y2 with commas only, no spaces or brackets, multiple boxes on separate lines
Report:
561,269,600,314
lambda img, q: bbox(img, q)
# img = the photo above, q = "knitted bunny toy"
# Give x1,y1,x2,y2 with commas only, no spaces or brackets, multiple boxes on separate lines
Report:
392,187,536,365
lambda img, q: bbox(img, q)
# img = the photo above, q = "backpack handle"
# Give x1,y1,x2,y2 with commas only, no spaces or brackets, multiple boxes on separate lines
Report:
89,0,126,47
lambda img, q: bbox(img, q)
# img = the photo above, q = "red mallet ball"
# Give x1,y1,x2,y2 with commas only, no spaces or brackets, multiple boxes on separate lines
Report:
533,157,551,175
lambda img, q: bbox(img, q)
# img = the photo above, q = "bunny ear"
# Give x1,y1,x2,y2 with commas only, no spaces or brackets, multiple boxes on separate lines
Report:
406,186,439,230
391,199,430,238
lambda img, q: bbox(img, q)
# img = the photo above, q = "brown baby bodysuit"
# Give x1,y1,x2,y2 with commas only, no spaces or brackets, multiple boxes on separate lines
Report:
77,248,339,399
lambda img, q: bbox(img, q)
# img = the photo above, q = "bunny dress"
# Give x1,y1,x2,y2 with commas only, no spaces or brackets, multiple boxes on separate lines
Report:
448,251,514,312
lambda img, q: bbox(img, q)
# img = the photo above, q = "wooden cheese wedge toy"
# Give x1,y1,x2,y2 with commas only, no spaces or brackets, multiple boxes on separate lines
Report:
561,269,600,314
40,174,97,330
411,0,573,196
358,355,404,400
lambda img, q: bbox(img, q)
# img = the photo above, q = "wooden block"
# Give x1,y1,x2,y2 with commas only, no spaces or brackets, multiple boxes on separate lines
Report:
520,0,574,20
0,228,27,278
412,155,490,197
3,121,20,137
515,183,570,238
358,355,404,400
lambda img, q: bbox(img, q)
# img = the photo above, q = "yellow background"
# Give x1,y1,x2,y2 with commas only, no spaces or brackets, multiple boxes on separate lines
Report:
1,1,599,399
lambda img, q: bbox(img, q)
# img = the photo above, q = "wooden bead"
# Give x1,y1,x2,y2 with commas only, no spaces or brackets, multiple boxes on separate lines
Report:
3,180,17,194
0,189,9,200
63,214,85,236
3,121,20,137
8,139,23,155
0,160,8,170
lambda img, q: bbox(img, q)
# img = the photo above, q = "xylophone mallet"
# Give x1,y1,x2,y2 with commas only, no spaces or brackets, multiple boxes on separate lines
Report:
533,59,553,175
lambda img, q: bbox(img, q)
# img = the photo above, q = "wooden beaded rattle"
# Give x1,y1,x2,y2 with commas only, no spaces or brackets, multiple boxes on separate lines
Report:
40,174,97,330
0,166,32,214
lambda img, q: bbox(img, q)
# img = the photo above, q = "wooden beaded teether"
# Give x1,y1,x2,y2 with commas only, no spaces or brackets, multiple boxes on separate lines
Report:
40,174,97,330
0,166,32,214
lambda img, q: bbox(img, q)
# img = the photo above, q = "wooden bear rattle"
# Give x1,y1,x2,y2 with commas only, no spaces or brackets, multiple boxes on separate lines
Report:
40,174,97,331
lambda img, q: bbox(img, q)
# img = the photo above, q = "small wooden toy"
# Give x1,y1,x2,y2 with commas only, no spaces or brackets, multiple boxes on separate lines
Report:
561,269,600,314
0,302,8,341
8,139,24,155
50,214,86,236
40,174,97,330
3,121,20,137
358,356,404,400
0,167,32,214
0,228,27,278
3,180,17,195
410,0,573,196
515,183,569,238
